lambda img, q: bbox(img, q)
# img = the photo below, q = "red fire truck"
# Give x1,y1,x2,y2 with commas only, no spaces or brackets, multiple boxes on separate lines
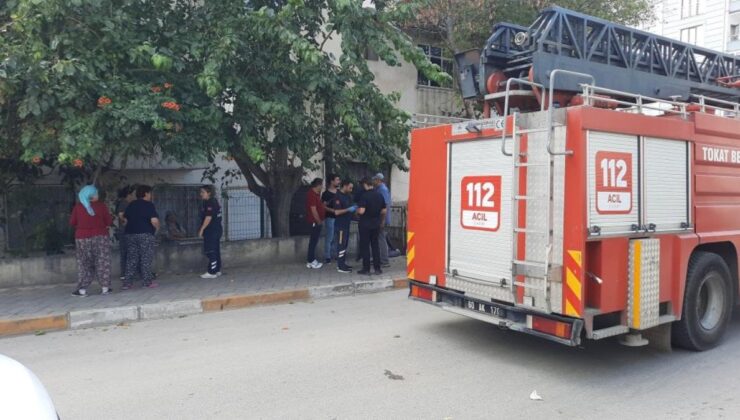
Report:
406,7,740,350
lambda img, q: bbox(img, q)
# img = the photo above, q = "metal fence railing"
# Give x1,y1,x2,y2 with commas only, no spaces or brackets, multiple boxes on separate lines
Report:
152,185,202,240
1,184,274,254
223,187,271,240
1,183,409,255
386,204,407,253
3,185,76,255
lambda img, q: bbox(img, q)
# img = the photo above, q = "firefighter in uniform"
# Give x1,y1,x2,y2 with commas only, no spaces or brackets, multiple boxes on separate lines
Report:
198,185,223,278
333,180,357,273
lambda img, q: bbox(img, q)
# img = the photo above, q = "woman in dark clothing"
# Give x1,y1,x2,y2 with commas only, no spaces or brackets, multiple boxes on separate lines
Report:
69,185,113,297
198,185,223,279
123,185,160,289
115,185,135,280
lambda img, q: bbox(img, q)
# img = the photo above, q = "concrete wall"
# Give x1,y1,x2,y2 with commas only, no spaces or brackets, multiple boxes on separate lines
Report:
0,232,358,289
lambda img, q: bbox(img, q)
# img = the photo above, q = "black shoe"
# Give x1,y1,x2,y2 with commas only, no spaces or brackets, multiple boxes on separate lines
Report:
72,289,88,297
337,266,352,273
357,269,371,275
381,263,391,268
373,269,383,275
345,264,354,269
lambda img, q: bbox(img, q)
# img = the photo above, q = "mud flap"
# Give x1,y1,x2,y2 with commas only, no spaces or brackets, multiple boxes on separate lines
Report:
643,323,673,353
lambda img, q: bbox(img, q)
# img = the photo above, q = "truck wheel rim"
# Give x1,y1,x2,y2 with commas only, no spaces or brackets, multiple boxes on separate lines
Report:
697,273,724,331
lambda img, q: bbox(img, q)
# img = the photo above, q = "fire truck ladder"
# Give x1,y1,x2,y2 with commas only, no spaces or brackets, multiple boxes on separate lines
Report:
458,6,740,106
501,70,594,313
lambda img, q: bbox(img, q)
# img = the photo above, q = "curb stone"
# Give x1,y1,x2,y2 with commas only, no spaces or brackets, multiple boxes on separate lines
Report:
201,289,311,312
354,279,395,293
0,314,68,336
139,299,203,320
308,283,354,299
69,306,139,329
0,278,408,337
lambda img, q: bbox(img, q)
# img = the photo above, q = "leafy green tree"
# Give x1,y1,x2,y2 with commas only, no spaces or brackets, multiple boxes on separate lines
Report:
1,0,447,236
188,0,447,236
0,0,216,183
404,0,655,117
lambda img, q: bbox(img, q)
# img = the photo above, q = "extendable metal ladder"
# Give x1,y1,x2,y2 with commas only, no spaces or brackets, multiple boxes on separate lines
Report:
498,70,593,312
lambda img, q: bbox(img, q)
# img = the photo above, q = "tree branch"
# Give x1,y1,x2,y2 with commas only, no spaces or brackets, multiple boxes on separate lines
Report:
319,29,335,52
229,146,269,199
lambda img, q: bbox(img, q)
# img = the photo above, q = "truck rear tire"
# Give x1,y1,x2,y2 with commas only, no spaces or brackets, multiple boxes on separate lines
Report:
672,251,733,351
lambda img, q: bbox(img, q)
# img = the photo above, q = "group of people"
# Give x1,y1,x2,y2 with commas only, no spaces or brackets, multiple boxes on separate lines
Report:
68,184,223,297
305,173,392,275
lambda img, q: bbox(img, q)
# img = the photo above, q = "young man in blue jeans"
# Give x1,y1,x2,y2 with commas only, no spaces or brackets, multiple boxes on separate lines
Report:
321,174,341,263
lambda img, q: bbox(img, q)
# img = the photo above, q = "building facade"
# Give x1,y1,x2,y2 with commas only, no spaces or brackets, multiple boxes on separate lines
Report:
644,0,740,54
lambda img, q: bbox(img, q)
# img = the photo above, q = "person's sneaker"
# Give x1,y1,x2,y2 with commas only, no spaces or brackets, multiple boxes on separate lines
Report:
144,282,159,288
200,272,219,279
101,287,112,295
337,266,352,273
357,269,371,275
374,269,384,275
216,272,223,277
307,260,323,269
72,289,87,297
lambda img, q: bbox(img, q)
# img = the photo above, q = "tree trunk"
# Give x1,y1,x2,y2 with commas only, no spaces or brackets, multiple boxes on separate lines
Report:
267,182,293,238
232,144,304,238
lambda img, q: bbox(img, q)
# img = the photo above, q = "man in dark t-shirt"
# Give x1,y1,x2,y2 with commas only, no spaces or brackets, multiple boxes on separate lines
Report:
333,180,357,273
123,185,160,289
115,185,135,280
356,177,387,275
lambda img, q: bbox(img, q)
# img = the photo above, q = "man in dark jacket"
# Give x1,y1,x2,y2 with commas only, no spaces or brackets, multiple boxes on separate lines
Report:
356,177,387,275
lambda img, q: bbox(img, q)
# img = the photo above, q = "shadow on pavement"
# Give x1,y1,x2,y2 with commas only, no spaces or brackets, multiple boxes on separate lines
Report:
418,309,740,382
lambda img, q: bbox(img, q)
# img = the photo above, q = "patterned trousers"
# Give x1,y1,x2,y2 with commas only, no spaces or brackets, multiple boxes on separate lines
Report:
125,233,156,286
75,235,112,289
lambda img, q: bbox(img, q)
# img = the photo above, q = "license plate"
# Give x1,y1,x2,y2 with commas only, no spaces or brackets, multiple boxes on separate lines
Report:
465,300,507,318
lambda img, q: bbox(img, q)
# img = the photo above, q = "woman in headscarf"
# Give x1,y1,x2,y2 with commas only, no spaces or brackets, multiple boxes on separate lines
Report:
69,185,113,297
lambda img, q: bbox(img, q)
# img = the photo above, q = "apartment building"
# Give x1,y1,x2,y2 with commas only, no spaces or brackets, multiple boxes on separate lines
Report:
644,0,740,53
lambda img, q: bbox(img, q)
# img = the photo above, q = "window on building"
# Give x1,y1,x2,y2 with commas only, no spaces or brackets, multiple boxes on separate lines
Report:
417,44,453,88
731,24,740,41
681,0,700,18
680,25,700,45
363,46,379,61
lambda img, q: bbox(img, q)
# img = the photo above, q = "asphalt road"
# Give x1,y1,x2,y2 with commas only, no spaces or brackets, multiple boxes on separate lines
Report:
2,290,740,420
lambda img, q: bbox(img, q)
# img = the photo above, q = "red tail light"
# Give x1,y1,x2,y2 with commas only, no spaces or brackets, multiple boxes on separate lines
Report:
528,315,572,339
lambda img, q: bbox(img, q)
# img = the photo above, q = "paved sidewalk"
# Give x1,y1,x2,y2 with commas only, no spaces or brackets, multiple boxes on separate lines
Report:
0,258,407,336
